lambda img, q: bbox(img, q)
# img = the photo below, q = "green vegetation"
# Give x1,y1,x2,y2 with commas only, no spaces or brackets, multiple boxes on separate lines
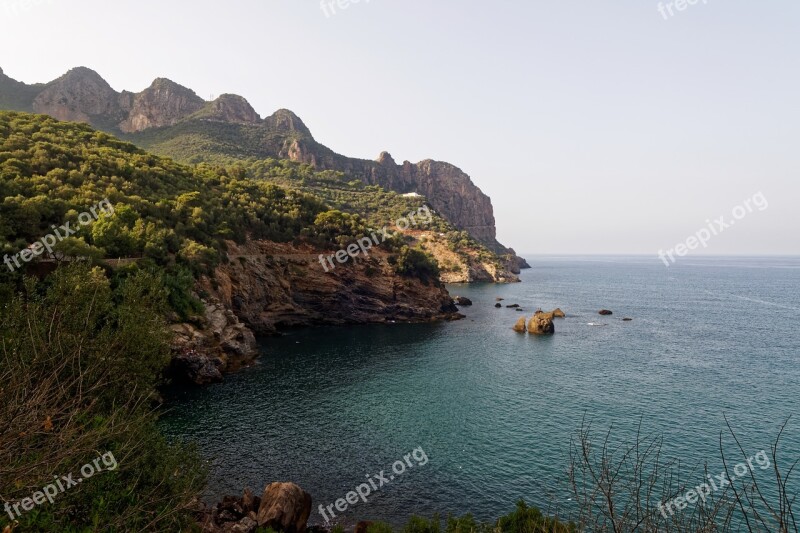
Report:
363,501,575,533
0,112,455,287
0,264,205,531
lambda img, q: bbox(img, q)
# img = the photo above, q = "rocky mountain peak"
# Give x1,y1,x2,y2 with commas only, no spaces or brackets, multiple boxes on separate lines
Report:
198,94,261,124
32,66,121,124
264,109,312,138
376,151,396,165
119,77,205,133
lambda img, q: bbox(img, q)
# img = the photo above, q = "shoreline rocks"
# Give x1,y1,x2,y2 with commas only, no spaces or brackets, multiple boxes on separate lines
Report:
198,482,312,533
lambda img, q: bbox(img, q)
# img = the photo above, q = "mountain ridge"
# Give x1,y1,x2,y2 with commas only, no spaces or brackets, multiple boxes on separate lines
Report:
0,66,528,268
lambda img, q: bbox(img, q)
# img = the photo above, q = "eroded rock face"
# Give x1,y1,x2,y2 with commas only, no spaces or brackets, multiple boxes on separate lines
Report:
169,297,258,384
32,67,125,125
201,241,461,336
119,78,205,132
256,482,312,533
200,94,261,124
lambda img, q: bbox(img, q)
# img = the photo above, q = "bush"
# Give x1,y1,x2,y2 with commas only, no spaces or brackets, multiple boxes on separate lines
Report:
395,246,441,284
0,264,206,531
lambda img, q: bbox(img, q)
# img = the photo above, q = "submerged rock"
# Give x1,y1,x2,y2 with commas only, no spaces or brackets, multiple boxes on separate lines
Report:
599,310,613,316
495,303,502,308
506,304,520,308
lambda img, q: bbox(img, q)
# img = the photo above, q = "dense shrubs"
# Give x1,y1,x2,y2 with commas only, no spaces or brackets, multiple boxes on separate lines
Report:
394,246,441,284
0,264,205,531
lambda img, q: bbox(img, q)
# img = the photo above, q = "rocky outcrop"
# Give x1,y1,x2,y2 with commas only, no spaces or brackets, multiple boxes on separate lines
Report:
513,317,527,333
535,308,565,320
198,484,311,533
32,67,126,126
197,94,262,125
200,240,461,336
528,315,555,335
454,296,473,306
169,297,258,384
256,482,312,533
119,78,205,132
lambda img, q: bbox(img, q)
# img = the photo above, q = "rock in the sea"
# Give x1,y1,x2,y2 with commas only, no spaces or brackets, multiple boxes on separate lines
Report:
496,297,504,301
623,317,633,321
454,296,473,306
256,482,312,533
534,308,566,320
513,317,527,332
495,303,502,308
599,310,613,316
506,304,520,308
528,315,555,335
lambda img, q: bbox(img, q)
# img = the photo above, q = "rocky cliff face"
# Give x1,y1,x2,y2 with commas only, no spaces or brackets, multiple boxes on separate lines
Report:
201,240,461,336
119,78,206,132
166,238,461,384
32,67,127,126
0,66,528,266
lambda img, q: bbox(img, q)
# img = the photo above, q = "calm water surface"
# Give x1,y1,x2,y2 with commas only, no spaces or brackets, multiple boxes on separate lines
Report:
161,256,800,526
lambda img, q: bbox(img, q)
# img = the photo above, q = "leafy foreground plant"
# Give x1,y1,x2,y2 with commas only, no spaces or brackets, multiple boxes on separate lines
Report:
0,264,205,532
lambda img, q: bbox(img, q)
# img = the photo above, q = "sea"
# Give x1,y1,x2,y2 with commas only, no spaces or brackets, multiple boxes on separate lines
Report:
160,255,800,527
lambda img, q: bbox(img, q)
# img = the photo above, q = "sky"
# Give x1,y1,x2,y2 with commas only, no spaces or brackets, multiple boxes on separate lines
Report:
0,0,798,256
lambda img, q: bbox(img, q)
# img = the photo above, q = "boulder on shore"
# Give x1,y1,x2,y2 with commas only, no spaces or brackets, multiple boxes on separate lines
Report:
528,315,555,335
512,317,527,332
257,482,312,533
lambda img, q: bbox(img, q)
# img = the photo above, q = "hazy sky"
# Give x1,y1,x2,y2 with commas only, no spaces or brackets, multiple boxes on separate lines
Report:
1,0,798,256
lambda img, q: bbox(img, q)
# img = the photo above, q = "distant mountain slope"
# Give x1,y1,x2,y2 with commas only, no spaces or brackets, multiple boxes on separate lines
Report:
0,66,528,269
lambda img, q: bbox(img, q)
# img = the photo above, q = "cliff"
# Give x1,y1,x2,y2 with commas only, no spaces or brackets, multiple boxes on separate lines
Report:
0,66,528,268
201,240,460,336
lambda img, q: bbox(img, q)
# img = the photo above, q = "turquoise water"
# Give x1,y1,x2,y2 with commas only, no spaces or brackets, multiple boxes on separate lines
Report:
161,256,800,526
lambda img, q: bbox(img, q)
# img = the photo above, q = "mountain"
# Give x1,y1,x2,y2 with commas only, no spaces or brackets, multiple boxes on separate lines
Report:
0,66,528,270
